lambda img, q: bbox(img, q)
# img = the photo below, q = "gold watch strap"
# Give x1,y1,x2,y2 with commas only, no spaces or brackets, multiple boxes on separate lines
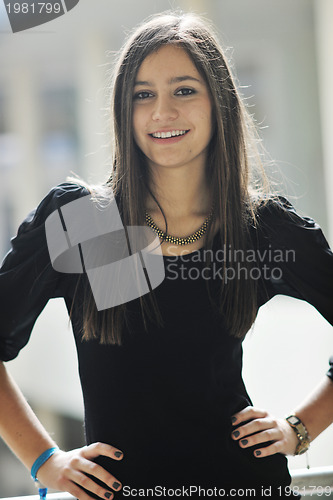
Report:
285,415,310,455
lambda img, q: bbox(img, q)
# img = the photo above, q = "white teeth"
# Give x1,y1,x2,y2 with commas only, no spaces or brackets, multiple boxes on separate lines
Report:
151,130,187,138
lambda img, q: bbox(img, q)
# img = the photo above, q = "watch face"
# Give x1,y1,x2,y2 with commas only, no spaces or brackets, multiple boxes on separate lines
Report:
288,416,300,425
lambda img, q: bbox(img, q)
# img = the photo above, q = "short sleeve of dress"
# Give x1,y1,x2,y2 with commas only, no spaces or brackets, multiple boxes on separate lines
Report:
256,196,333,325
0,182,89,362
255,197,333,379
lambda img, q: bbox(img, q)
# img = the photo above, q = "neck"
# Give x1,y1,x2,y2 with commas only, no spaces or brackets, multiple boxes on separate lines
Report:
145,161,211,217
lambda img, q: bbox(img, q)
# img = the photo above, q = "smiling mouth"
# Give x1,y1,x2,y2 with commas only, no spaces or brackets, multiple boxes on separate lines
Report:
149,130,190,139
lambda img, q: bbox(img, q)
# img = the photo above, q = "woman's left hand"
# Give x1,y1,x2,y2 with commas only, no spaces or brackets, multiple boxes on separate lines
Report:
231,406,299,458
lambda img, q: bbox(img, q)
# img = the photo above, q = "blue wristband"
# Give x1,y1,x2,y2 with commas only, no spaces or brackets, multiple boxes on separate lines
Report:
31,447,59,482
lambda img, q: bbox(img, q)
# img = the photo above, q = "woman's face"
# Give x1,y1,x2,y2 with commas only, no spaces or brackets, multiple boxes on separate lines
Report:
132,45,213,172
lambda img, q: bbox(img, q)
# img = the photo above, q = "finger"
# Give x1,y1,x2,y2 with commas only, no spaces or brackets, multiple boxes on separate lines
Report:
231,417,277,440
81,442,124,461
71,470,117,499
231,406,268,425
66,479,114,500
75,457,122,493
253,440,283,458
236,428,283,449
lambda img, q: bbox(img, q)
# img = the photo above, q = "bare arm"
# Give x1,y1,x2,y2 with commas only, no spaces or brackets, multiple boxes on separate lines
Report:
293,375,333,441
231,375,333,457
0,361,123,499
0,360,58,468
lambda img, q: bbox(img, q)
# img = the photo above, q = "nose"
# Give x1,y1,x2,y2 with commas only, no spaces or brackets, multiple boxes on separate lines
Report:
151,95,178,122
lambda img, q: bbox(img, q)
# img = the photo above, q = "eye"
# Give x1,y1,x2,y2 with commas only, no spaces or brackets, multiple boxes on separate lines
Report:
133,91,153,100
175,88,196,96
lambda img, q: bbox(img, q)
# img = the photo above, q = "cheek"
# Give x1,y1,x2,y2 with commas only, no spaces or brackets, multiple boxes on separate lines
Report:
132,111,142,144
197,111,213,139
189,101,212,134
201,97,213,131
204,106,213,139
132,107,155,154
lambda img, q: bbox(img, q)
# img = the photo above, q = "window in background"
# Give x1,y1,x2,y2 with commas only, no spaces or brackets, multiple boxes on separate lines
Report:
0,91,17,256
39,87,80,188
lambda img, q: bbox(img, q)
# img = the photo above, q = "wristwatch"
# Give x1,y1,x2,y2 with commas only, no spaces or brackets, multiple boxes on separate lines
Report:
285,415,310,455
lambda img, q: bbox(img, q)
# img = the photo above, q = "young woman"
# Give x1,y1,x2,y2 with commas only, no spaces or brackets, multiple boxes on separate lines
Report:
0,11,333,500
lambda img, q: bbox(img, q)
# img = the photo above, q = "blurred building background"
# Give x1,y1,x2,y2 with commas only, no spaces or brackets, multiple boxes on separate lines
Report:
0,0,332,495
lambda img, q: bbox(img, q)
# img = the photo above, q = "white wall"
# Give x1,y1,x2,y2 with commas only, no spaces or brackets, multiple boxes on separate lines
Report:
314,0,333,245
243,296,333,470
7,300,84,419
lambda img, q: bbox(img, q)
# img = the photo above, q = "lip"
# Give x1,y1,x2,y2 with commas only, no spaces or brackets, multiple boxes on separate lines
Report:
148,129,190,144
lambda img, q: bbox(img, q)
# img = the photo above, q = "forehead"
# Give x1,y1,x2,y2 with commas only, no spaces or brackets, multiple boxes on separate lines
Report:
136,45,200,79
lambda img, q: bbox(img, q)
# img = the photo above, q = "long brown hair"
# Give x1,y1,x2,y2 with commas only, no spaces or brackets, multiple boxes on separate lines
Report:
79,11,272,344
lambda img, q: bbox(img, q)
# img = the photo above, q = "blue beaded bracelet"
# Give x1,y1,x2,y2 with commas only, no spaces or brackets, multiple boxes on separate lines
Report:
38,488,48,500
31,447,59,482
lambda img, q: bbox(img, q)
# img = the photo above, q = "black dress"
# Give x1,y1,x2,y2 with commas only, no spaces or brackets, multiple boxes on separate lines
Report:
0,183,332,499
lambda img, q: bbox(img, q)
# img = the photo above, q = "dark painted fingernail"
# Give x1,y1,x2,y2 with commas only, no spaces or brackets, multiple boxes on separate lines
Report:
255,450,261,456
114,451,123,458
232,430,240,438
231,416,237,424
112,482,121,490
241,439,248,446
104,492,112,499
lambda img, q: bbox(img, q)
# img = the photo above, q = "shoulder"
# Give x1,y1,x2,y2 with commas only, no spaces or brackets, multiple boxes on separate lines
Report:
252,195,331,253
18,182,91,234
255,195,319,234
36,181,91,216
256,195,316,227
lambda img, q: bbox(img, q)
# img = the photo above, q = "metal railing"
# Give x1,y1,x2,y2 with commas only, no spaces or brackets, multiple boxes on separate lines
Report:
1,467,333,500
291,466,333,497
1,495,73,500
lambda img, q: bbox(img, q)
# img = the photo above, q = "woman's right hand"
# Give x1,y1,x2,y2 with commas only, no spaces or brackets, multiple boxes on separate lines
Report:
37,442,124,500
0,364,122,499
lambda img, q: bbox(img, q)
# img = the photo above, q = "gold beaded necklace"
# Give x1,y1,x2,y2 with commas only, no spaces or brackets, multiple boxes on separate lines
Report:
145,207,214,246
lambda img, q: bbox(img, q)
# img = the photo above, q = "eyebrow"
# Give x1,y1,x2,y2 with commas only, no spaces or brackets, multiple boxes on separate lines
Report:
134,75,202,86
